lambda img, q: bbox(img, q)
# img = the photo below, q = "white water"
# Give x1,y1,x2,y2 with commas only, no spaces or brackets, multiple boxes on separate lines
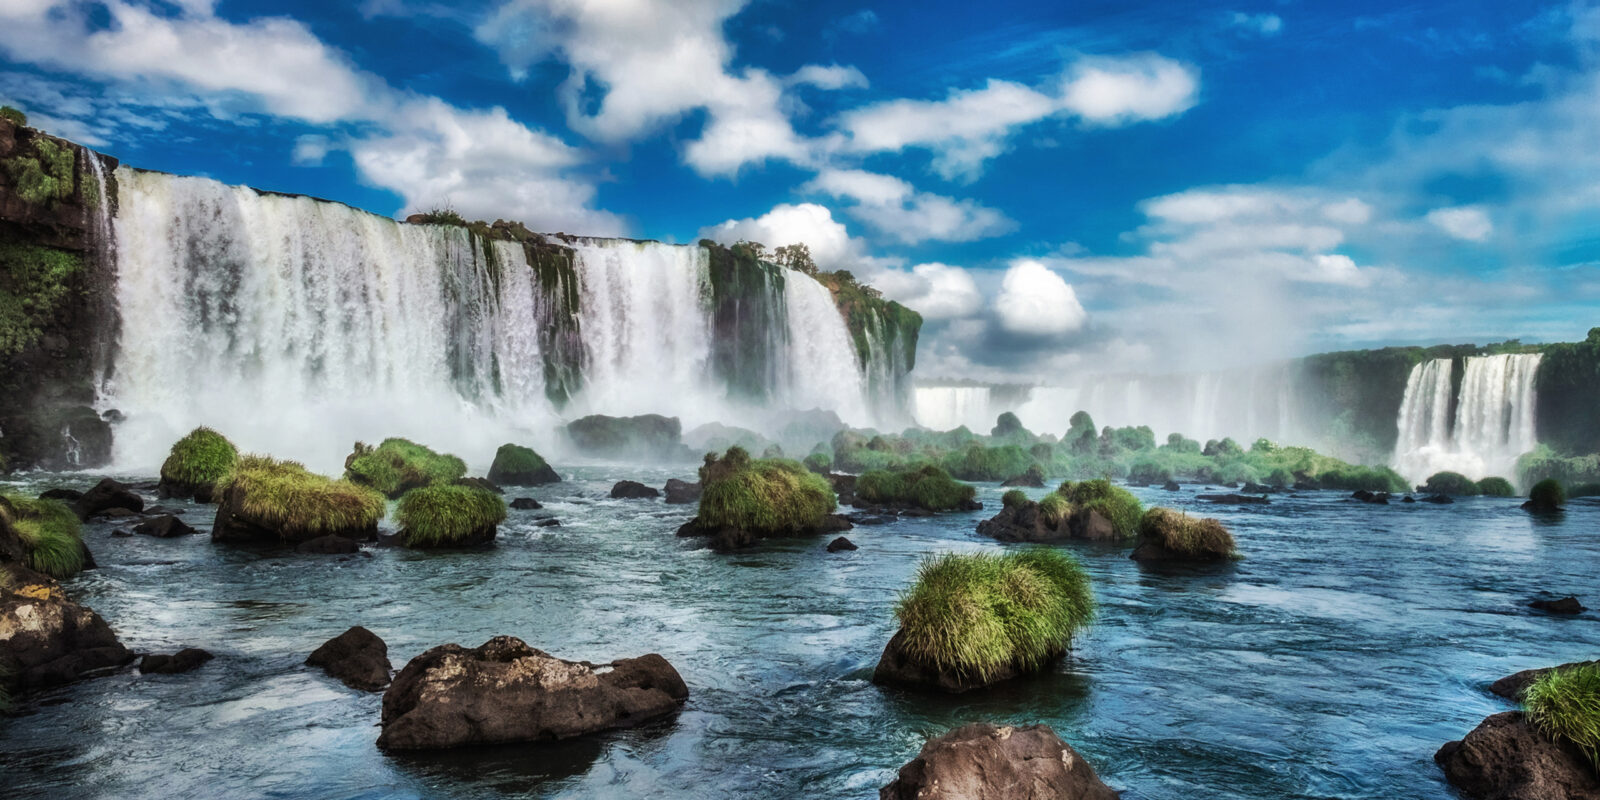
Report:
1012,365,1303,445
1391,354,1543,485
781,275,869,424
913,386,994,432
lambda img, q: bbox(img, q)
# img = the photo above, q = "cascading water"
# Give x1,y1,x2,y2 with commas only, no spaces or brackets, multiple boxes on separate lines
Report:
913,386,995,432
780,275,869,424
1391,354,1543,484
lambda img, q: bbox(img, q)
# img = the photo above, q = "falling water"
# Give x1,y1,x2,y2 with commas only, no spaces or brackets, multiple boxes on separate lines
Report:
780,275,869,424
913,386,995,432
1011,365,1304,444
1390,354,1543,485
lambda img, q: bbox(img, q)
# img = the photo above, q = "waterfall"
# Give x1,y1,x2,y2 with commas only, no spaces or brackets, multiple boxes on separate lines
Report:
1390,354,1543,485
781,274,869,424
914,386,995,432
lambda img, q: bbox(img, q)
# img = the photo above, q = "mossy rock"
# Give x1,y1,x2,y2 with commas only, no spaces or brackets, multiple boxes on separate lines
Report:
213,456,386,545
1524,478,1566,514
684,447,839,549
566,414,684,460
396,484,507,548
856,465,977,512
158,427,238,503
1522,663,1600,772
1131,508,1237,562
0,493,87,579
1424,471,1481,496
1475,477,1516,497
345,438,466,498
486,444,559,486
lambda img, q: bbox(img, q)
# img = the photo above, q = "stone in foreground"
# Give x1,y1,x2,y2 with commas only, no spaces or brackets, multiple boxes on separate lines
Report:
307,626,391,691
0,565,134,693
610,480,660,499
880,723,1117,800
1435,711,1599,800
377,635,688,750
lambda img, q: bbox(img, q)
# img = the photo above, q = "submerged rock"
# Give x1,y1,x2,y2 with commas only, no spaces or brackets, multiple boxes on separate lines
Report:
662,478,701,505
880,723,1117,800
1162,480,1182,491
74,478,144,521
140,647,213,674
1530,596,1586,615
0,564,134,694
1197,493,1270,505
1351,490,1391,504
377,636,688,750
610,480,660,500
999,471,1045,488
536,518,562,528
826,536,857,552
133,514,197,538
295,535,360,554
509,497,543,510
38,488,82,502
306,626,391,691
976,502,1116,544
1435,711,1599,800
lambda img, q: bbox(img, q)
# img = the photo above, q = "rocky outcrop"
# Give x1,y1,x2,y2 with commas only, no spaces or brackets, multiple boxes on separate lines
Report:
880,723,1117,800
1197,493,1270,505
377,636,688,750
872,629,1059,694
0,564,134,695
610,480,660,500
74,478,144,521
139,647,213,674
663,478,701,504
567,414,687,461
976,503,1116,544
676,513,851,552
1491,661,1600,702
1530,597,1586,615
1435,711,1600,800
1351,490,1392,504
133,514,196,538
306,626,391,691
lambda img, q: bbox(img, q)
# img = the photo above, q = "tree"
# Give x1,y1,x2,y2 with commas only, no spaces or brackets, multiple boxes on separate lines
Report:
772,242,818,275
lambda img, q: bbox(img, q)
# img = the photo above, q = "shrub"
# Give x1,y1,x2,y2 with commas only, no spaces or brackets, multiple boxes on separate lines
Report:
1128,455,1172,485
412,206,467,226
159,427,238,492
857,465,975,511
1001,489,1029,509
1522,663,1600,770
893,549,1093,684
940,443,1033,482
1475,477,1516,497
1317,465,1408,493
0,243,83,357
803,452,832,473
345,438,466,497
1,494,84,578
486,443,558,485
1212,461,1260,486
1265,467,1294,488
217,455,387,540
697,448,836,534
1058,479,1143,540
0,106,25,126
1528,478,1566,509
1037,492,1071,527
396,484,507,547
1423,471,1481,496
1137,508,1237,560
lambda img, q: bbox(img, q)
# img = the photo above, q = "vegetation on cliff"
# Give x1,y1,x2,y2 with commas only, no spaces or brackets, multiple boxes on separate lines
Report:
0,243,83,357
3,134,76,208
1522,663,1600,770
1534,328,1600,457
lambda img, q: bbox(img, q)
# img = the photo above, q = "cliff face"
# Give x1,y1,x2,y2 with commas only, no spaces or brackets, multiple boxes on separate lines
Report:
0,117,119,471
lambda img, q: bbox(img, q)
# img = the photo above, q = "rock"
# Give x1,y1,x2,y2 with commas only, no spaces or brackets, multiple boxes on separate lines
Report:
1294,480,1320,491
1162,480,1182,491
38,488,82,502
0,564,135,694
377,636,688,750
610,480,660,500
1403,495,1417,503
296,535,360,554
566,414,687,461
872,629,1059,694
536,518,562,528
1422,494,1455,504
74,478,144,520
133,514,197,538
1069,508,1117,542
676,514,851,552
976,501,1117,544
1242,482,1274,494
454,477,504,495
1491,661,1600,701
110,529,132,537
1530,596,1586,614
140,647,213,674
662,478,702,505
509,497,543,510
880,723,1117,800
826,536,857,552
1197,493,1270,505
1000,472,1045,488
1435,711,1600,800
306,626,391,691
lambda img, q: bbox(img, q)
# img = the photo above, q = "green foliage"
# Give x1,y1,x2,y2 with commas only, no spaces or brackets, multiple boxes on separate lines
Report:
1522,663,1600,771
412,206,468,226
857,465,975,511
1138,508,1237,559
0,105,25,126
1265,467,1294,488
1107,425,1156,453
1128,455,1173,485
1037,492,1070,527
771,242,817,275
1569,483,1600,499
1517,444,1600,490
1212,461,1260,486
1528,478,1566,509
1534,328,1600,456
697,447,837,534
1163,433,1202,454
2,494,84,578
1423,471,1481,496
894,549,1094,684
940,443,1034,482
802,452,832,473
159,427,238,489
4,136,75,207
1475,477,1516,497
217,455,386,538
0,243,83,356
1058,479,1143,540
345,438,466,497
396,484,507,546
1316,464,1409,493
1001,489,1029,509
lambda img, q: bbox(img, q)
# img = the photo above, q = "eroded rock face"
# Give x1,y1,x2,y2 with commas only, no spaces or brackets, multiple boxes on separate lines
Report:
0,564,134,694
307,626,390,691
663,478,702,505
1435,711,1600,800
880,723,1118,800
378,636,688,750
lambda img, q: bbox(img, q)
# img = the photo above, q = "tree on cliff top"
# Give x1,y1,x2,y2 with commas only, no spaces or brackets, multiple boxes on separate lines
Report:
772,243,818,276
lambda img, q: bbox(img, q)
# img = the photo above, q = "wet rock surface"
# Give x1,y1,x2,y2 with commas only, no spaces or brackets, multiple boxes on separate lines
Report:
140,647,213,674
307,626,391,691
880,723,1118,800
1435,711,1600,800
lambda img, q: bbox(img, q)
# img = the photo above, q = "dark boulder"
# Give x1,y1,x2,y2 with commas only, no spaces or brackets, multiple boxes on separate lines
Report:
1162,480,1181,491
662,478,701,505
1000,472,1045,488
872,629,1059,694
1197,493,1270,505
881,722,1117,800
1402,495,1417,503
0,565,134,694
826,536,857,552
1294,480,1320,491
38,488,82,502
509,497,543,510
377,636,688,750
1242,482,1274,494
1351,490,1391,504
976,503,1118,545
1491,661,1600,701
74,478,144,521
610,480,660,500
140,648,213,674
1435,711,1599,800
1530,596,1586,615
1422,494,1455,504
566,414,686,461
133,514,197,538
307,626,391,691
536,518,562,528
296,535,360,554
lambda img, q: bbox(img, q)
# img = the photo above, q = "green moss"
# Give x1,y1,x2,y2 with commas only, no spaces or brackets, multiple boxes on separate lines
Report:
218,455,386,539
1423,471,1480,496
1128,455,1173,485
1528,478,1566,509
345,438,466,497
1058,479,1143,540
1475,477,1516,497
857,465,975,511
803,452,832,473
0,243,83,357
1212,461,1261,485
1315,464,1409,493
1138,508,1237,559
487,443,558,485
2,494,84,579
0,106,25,126
396,484,507,547
159,427,238,490
1523,663,1600,770
696,447,836,534
1517,445,1600,489
4,136,75,208
1001,489,1029,509
894,549,1093,684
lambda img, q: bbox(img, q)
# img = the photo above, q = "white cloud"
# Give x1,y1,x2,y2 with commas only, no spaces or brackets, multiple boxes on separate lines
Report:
787,64,868,91
803,168,1015,243
994,259,1087,336
1229,12,1283,36
697,203,863,269
1425,206,1493,241
292,134,330,166
864,262,983,320
1057,54,1201,126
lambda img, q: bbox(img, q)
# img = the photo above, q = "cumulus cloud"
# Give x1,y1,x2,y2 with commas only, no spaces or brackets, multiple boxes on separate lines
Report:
863,262,983,320
993,260,1087,336
696,203,864,269
787,64,868,91
803,168,1015,243
1229,12,1283,36
1425,206,1493,241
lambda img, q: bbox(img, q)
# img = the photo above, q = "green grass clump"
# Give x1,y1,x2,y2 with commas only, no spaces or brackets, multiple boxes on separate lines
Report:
857,465,976,511
894,549,1094,684
1423,471,1481,496
939,444,1034,482
1001,489,1029,509
1127,455,1173,485
0,106,24,126
345,438,466,497
1316,464,1409,493
1137,508,1237,559
1528,478,1566,509
1522,663,1600,770
1475,476,1516,497
1212,461,1260,486
396,484,507,547
159,426,238,490
1058,479,1144,540
803,452,832,473
218,455,386,539
1,493,84,578
1037,493,1070,527
412,206,468,226
697,447,836,534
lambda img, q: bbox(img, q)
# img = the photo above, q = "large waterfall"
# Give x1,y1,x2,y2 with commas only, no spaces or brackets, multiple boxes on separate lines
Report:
1390,354,1543,485
102,169,896,471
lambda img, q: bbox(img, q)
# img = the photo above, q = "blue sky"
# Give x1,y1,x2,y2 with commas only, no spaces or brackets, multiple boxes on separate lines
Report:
1,0,1597,380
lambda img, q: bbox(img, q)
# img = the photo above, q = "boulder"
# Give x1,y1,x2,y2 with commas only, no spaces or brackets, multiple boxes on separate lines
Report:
566,414,686,461
1403,495,1417,503
536,518,562,528
1435,711,1600,800
0,565,134,694
140,648,213,674
1422,494,1455,504
1351,490,1392,504
677,514,852,552
610,480,660,500
306,626,391,691
1530,596,1586,615
663,478,702,505
1491,661,1600,701
1242,482,1275,494
880,723,1117,800
826,536,857,552
1162,480,1181,491
38,488,82,502
872,629,1058,694
377,636,688,750
296,535,360,554
1000,472,1045,488
976,504,1116,544
1197,493,1270,505
133,514,197,538
509,497,543,510
74,478,144,521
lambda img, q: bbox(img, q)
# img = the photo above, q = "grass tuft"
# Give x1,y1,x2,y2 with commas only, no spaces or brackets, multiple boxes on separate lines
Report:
1475,476,1516,497
396,484,507,547
857,465,975,511
1137,507,1237,559
1523,663,1600,770
1,493,84,578
894,549,1093,683
218,455,387,539
346,438,466,497
1423,471,1481,496
1057,479,1143,540
1001,489,1029,509
1037,493,1070,528
697,447,836,534
159,426,238,489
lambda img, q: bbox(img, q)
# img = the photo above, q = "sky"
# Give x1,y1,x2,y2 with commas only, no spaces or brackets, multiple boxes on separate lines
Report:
1,0,1597,382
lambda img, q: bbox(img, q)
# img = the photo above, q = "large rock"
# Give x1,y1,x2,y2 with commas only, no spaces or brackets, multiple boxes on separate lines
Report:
1491,661,1600,701
0,564,134,694
676,513,852,552
976,503,1116,544
377,636,688,750
307,626,391,691
610,480,660,500
1435,711,1600,800
140,647,213,674
872,629,1059,694
880,723,1118,800
74,477,144,521
133,514,197,538
566,414,687,461
663,478,702,505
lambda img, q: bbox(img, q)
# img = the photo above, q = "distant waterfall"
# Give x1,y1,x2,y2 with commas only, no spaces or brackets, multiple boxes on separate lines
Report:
1011,365,1302,444
1390,354,1543,484
914,386,994,432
